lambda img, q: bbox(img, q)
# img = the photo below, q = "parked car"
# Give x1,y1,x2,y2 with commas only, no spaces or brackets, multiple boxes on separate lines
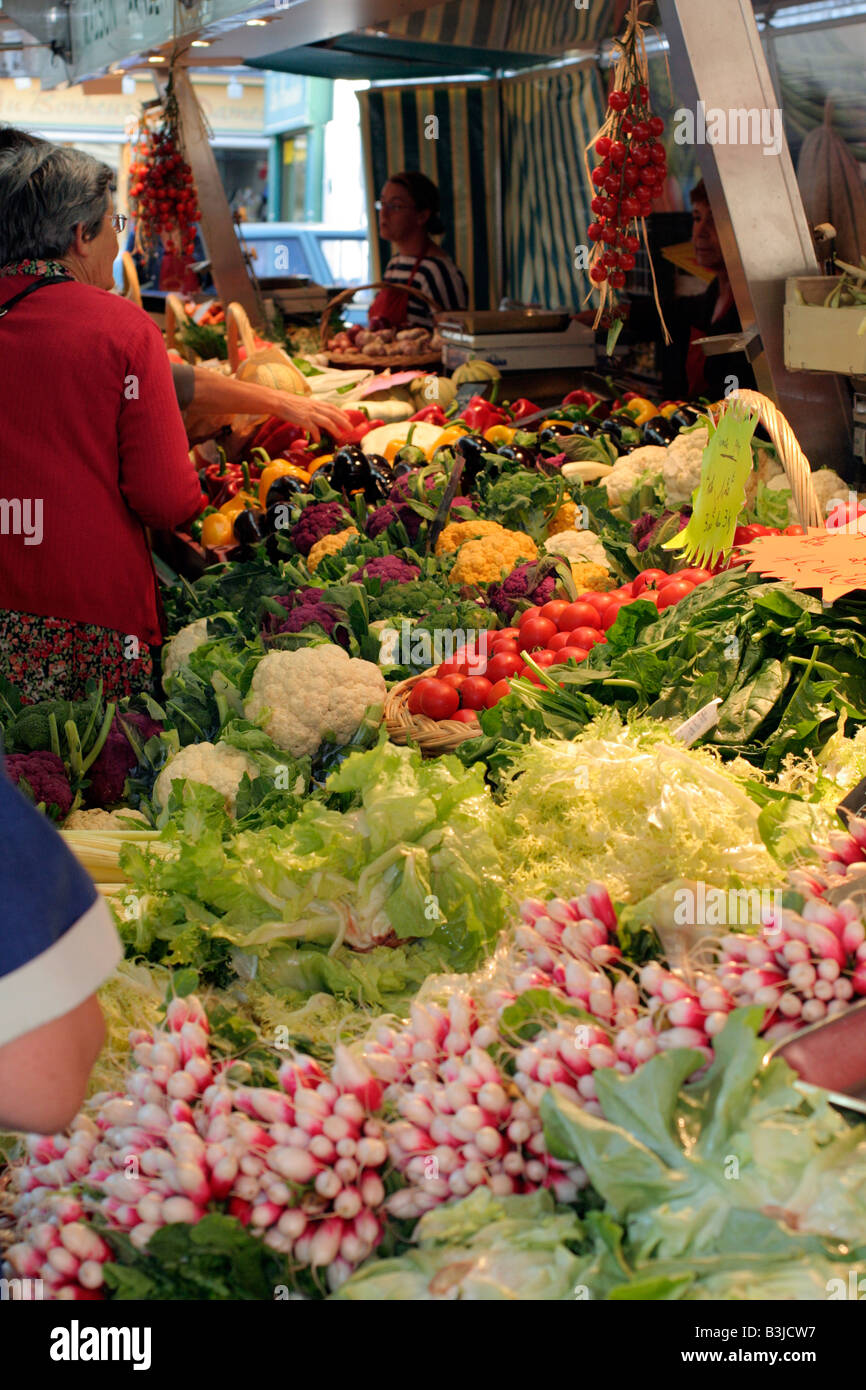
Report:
118,223,371,320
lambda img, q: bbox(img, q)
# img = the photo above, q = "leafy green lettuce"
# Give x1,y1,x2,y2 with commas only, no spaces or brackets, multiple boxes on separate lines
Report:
541,1009,866,1300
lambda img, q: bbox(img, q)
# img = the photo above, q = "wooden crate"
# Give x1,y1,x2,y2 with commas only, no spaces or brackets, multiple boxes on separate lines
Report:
784,276,866,376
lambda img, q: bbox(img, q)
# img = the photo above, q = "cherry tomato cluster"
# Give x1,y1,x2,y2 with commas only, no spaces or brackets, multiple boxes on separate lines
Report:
711,522,806,574
587,83,667,288
129,128,200,257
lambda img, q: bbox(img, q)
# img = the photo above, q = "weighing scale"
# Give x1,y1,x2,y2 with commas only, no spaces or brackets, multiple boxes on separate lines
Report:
437,310,596,374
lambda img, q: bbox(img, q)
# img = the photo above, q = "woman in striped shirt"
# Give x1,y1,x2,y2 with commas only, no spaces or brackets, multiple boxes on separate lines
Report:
373,171,468,328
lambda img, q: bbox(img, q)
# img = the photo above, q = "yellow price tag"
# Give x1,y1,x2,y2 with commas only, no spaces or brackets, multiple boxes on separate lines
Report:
663,398,759,568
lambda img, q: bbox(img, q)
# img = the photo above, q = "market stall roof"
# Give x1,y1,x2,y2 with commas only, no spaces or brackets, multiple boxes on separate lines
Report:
243,33,544,81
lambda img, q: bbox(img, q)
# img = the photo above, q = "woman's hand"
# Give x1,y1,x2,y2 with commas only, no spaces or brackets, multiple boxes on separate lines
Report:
263,389,355,444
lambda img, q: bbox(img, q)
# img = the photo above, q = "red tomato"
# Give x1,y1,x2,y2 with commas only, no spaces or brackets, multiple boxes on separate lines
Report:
611,584,634,599
455,655,487,678
524,669,549,687
450,707,480,723
557,602,601,632
518,616,558,651
634,589,661,607
733,523,772,545
584,592,616,617
568,626,603,649
486,652,525,684
493,627,520,643
529,650,559,669
517,606,543,628
547,631,575,652
408,677,439,715
437,661,463,678
632,568,668,596
784,525,805,536
657,579,695,609
556,645,589,664
417,678,460,720
601,602,623,630
485,678,513,707
490,638,520,656
441,673,466,692
539,600,571,625
674,567,713,586
460,676,494,710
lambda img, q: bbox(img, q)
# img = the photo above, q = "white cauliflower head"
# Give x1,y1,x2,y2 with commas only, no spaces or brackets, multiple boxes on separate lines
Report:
162,617,210,678
154,741,258,813
810,469,852,517
601,446,667,507
244,645,387,758
64,807,148,830
661,427,708,507
543,528,610,568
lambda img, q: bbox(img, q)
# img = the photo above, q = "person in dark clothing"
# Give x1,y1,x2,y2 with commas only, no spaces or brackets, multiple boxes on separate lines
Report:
658,180,757,401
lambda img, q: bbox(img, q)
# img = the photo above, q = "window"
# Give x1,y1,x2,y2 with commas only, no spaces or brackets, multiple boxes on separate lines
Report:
318,237,369,285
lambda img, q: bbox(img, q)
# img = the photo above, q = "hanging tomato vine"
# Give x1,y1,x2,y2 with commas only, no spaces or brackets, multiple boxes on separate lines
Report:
585,0,671,353
129,64,201,261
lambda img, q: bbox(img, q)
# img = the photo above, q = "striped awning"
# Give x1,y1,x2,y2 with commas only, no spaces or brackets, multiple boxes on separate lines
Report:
357,82,501,310
500,66,607,308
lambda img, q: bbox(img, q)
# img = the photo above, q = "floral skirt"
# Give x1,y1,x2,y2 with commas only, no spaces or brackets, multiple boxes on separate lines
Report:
0,610,154,704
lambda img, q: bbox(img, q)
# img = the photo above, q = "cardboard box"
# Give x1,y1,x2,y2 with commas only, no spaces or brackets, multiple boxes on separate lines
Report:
784,275,866,375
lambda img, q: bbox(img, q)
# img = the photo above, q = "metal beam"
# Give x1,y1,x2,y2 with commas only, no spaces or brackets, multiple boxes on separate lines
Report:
658,0,851,473
170,65,262,326
202,0,448,66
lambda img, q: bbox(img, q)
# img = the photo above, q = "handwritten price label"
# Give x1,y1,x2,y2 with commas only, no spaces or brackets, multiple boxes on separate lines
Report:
742,527,866,600
663,399,759,568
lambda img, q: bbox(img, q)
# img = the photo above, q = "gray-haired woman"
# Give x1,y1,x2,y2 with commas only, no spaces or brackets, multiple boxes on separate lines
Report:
0,131,202,703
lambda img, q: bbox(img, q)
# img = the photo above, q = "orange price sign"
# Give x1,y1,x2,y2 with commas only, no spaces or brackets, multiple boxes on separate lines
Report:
742,527,866,602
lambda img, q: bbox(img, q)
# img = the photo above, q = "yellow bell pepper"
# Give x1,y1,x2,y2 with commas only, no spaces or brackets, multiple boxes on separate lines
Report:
660,401,683,419
384,437,409,464
306,454,333,477
425,424,470,460
483,424,515,446
219,490,259,519
200,512,234,549
258,460,310,507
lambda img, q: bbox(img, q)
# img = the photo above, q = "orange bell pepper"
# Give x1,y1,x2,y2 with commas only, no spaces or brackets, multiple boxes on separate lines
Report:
483,424,515,446
306,454,333,476
258,460,310,507
425,424,470,460
200,512,234,548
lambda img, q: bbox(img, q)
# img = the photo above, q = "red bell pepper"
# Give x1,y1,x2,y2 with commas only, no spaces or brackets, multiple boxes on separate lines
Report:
410,404,448,426
563,389,600,409
508,397,541,421
459,395,510,433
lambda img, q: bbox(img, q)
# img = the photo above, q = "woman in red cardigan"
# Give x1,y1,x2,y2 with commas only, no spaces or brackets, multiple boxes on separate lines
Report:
0,136,203,704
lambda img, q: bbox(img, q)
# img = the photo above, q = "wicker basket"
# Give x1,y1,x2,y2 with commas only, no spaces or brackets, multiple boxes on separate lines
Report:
385,669,482,757
320,281,443,368
728,389,822,528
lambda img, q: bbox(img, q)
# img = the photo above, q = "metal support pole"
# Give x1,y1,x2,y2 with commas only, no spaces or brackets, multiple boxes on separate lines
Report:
658,0,851,473
170,65,262,326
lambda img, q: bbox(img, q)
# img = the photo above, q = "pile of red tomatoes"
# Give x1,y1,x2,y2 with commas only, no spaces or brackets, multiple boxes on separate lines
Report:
406,566,717,724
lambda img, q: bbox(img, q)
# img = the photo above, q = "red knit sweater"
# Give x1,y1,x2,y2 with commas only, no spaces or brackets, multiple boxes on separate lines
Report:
0,273,201,647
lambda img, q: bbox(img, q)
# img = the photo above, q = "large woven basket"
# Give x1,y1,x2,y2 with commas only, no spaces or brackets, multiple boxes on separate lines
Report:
320,281,443,368
385,669,482,757
726,389,822,527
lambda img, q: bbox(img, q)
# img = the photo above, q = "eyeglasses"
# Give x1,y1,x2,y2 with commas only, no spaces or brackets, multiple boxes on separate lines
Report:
111,213,128,233
375,199,411,214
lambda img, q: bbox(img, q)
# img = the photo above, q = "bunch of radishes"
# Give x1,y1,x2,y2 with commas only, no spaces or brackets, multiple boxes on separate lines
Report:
4,998,388,1297
713,823,866,1038
203,1045,388,1290
362,984,588,1222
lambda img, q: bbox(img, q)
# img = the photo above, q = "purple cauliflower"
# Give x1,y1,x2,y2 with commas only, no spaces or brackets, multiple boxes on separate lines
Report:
289,502,351,557
87,711,163,806
450,496,476,513
366,502,424,544
632,509,690,553
349,556,421,584
262,590,349,649
487,563,557,621
6,750,73,820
